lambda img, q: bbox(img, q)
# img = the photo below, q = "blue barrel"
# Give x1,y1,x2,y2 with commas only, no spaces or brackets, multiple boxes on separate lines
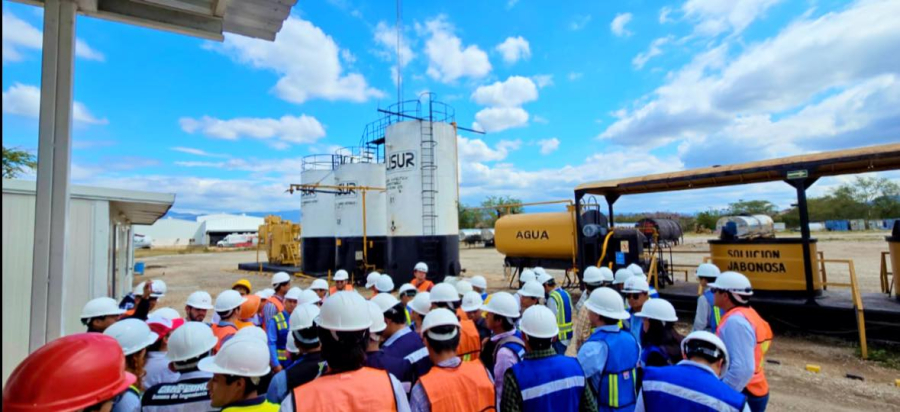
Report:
135,262,145,275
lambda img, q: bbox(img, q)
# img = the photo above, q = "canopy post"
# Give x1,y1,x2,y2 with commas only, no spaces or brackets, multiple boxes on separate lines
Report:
30,0,77,352
786,177,819,304
575,191,585,274
605,194,620,228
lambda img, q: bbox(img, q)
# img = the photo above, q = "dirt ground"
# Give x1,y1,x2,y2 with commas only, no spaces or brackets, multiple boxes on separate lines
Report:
139,233,900,410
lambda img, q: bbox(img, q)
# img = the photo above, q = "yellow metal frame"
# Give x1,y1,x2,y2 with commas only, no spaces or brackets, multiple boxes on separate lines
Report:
816,257,868,359
880,251,893,295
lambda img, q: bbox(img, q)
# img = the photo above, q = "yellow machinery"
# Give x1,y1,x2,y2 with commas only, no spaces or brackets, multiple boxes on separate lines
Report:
709,240,821,293
495,211,576,260
258,215,301,266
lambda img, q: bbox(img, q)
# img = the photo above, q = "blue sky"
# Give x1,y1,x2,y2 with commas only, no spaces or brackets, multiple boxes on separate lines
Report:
3,0,898,215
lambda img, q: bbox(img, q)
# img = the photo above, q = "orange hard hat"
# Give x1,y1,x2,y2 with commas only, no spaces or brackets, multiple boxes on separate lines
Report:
232,279,253,294
240,294,261,319
2,333,136,412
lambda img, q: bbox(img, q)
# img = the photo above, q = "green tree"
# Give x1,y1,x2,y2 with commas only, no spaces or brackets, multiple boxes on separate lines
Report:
696,209,723,231
727,199,777,216
2,146,37,179
458,203,480,229
480,195,523,227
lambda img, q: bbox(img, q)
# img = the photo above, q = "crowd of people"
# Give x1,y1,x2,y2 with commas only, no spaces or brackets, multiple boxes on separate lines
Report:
2,260,772,412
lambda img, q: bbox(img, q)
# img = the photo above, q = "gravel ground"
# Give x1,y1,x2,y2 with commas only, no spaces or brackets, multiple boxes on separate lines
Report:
139,232,900,410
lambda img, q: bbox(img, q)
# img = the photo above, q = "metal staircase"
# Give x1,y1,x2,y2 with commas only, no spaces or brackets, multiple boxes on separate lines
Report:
421,119,437,236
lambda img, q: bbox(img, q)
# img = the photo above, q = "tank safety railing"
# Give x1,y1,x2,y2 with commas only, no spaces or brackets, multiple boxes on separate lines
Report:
818,257,868,359
880,251,893,295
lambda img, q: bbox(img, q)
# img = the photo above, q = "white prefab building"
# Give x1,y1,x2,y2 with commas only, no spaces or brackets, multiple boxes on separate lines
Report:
1,179,174,385
134,213,265,247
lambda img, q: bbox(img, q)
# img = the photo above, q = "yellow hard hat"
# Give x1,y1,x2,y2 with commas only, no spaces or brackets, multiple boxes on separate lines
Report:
232,279,252,294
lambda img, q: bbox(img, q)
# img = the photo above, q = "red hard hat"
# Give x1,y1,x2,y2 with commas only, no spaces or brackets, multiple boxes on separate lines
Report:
2,333,137,412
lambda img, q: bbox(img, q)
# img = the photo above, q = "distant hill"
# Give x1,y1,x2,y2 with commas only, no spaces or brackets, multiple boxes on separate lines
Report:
164,210,301,222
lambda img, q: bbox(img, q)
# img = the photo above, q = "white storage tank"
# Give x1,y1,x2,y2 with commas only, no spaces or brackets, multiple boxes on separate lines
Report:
716,214,775,239
334,148,387,277
384,117,461,284
300,155,337,276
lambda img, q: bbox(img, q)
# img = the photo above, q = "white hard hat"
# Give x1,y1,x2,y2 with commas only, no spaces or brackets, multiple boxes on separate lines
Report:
519,269,537,284
518,281,545,299
104,318,159,356
198,336,270,377
309,279,329,291
533,267,548,277
708,271,753,296
421,308,460,341
150,280,167,298
582,266,603,284
234,326,267,344
366,301,387,334
398,283,417,295
287,335,299,354
166,321,218,362
598,267,615,283
520,305,559,339
537,272,554,285
149,307,180,321
470,275,487,290
298,289,321,306
285,287,303,302
258,288,275,299
627,263,644,277
481,292,520,318
214,290,247,312
81,297,125,319
455,280,473,296
316,291,372,332
290,304,320,331
623,276,650,294
585,287,630,320
635,298,678,322
409,292,432,316
681,331,730,374
272,272,291,286
133,282,146,296
333,269,350,281
696,263,721,279
365,272,381,289
461,291,483,312
376,274,395,293
429,283,460,303
186,291,214,310
414,262,429,273
371,293,401,313
443,276,459,287
613,269,632,285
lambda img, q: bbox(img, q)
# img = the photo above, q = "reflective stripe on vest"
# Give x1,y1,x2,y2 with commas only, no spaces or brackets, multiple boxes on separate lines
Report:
511,355,585,412
549,288,575,341
586,328,640,408
642,364,747,412
419,361,494,412
718,307,773,397
293,367,397,412
405,307,412,326
221,398,279,412
703,290,721,332
274,311,289,362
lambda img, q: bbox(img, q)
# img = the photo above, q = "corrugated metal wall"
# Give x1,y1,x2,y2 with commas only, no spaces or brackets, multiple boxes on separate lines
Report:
2,192,36,388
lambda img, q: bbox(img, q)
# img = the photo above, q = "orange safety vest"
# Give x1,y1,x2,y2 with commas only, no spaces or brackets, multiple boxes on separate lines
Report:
234,319,254,330
718,306,773,396
412,279,434,292
267,295,286,313
211,323,238,353
329,284,353,295
457,319,483,362
293,367,397,412
419,360,494,412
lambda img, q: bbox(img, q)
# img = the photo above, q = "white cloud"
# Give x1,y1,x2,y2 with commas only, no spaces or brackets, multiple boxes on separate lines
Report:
601,0,900,167
660,7,675,24
179,114,326,147
211,16,383,103
533,115,549,124
532,74,554,88
2,10,104,63
373,21,414,68
495,36,531,64
174,156,306,174
570,15,592,31
471,76,538,107
473,107,529,133
2,83,108,124
683,0,782,37
422,15,492,83
632,36,674,69
171,147,229,158
458,136,521,162
537,138,560,155
611,13,634,37
568,72,583,81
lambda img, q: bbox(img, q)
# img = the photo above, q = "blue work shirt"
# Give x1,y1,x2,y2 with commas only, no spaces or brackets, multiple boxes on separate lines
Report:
719,310,757,392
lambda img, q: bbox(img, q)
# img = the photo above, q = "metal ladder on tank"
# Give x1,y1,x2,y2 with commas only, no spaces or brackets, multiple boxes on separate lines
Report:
421,119,438,237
